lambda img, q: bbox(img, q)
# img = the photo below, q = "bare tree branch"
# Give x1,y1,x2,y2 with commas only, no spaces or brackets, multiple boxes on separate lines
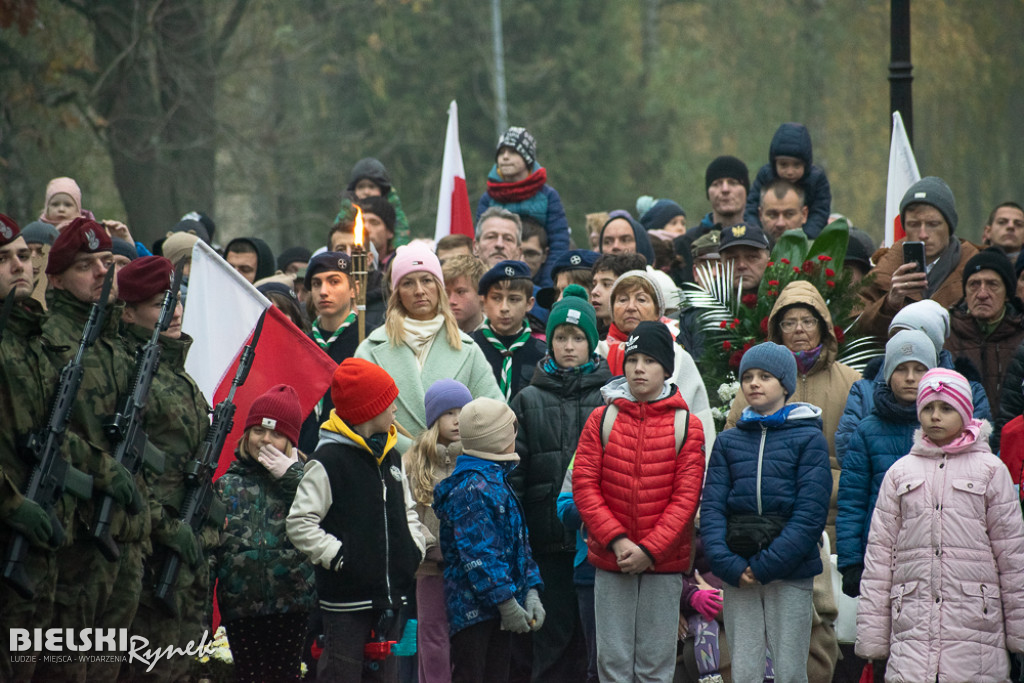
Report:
213,0,250,65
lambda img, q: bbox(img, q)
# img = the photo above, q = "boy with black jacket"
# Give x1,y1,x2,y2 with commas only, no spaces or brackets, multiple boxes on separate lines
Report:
288,358,426,682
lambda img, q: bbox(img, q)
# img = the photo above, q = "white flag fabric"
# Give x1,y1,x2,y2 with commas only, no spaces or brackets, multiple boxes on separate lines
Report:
884,111,921,247
434,100,474,241
181,239,270,403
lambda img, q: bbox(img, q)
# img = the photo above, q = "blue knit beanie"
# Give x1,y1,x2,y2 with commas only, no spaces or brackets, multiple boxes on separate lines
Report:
739,342,797,397
424,379,473,428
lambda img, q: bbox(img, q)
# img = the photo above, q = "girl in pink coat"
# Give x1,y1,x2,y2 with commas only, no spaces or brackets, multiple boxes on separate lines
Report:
856,368,1024,682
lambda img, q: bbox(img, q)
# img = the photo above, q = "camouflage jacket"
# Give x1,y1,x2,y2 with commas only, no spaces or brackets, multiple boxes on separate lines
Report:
213,454,315,622
41,289,150,547
123,325,217,547
0,297,79,541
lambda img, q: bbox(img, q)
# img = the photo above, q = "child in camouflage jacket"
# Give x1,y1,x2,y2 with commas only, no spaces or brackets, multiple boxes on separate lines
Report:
213,385,314,683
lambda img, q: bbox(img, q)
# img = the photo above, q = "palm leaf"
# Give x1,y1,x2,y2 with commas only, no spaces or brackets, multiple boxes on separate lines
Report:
771,229,809,266
809,217,850,270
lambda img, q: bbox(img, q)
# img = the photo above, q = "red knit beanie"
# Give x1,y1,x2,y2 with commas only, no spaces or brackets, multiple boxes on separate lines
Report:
332,358,399,426
245,384,302,445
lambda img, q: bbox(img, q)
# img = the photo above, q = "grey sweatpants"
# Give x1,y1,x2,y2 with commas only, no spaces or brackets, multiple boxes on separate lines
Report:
723,577,814,683
594,569,682,683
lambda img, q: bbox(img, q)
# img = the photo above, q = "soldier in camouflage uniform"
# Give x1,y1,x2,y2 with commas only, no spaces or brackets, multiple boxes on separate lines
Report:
35,218,146,683
212,385,315,683
118,255,219,682
0,214,80,681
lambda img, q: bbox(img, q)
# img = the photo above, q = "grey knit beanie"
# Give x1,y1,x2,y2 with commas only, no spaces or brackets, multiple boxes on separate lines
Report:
888,299,950,355
883,330,937,383
899,176,958,234
739,342,797,397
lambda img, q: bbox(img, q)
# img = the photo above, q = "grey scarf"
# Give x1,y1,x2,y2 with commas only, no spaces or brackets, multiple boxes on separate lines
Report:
925,238,960,298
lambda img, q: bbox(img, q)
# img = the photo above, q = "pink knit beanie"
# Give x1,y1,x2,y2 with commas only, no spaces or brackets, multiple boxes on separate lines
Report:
916,368,972,428
43,177,83,213
390,242,443,290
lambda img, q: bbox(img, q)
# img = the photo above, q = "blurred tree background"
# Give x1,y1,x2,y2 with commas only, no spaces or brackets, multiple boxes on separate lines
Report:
1,0,1021,250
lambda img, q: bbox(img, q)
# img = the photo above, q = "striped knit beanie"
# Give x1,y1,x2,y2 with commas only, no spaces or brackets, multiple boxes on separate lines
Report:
916,368,972,427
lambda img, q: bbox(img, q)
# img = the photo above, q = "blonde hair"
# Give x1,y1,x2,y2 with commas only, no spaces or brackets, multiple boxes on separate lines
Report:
403,423,446,506
384,273,462,350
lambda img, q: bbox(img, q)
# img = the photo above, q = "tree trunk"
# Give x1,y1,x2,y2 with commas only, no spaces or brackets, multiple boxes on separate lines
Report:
87,0,220,244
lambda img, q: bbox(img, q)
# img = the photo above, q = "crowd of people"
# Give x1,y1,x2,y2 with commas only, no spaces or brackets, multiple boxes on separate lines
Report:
2,120,1024,683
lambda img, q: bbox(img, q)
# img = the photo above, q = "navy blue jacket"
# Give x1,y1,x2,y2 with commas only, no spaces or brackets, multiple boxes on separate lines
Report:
835,351,991,466
433,455,543,636
744,122,832,238
477,164,570,287
700,403,832,586
836,383,918,570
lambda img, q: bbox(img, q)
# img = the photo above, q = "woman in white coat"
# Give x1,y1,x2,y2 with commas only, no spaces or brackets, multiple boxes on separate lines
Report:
355,242,502,451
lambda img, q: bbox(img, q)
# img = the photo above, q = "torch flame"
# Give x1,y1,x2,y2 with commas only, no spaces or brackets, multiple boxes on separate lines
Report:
353,205,364,247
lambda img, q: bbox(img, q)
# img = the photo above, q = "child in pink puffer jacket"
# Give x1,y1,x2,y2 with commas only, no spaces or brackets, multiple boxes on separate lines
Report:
857,368,1024,683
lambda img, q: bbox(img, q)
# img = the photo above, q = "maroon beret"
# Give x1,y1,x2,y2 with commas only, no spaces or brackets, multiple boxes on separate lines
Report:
45,217,112,275
0,214,20,246
118,255,174,304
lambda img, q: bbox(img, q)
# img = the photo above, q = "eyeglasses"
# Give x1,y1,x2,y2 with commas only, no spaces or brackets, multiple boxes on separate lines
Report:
779,317,818,332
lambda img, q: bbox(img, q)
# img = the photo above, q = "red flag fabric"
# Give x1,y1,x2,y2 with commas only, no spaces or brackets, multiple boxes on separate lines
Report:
210,305,337,479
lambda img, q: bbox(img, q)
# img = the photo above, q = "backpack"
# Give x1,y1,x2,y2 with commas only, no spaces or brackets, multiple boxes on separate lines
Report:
600,403,690,454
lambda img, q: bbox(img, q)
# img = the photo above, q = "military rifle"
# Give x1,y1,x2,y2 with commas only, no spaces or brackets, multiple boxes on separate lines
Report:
153,309,265,616
92,263,184,560
1,269,115,598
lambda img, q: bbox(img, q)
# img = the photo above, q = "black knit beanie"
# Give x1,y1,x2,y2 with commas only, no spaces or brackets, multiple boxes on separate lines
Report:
623,320,675,376
705,156,750,196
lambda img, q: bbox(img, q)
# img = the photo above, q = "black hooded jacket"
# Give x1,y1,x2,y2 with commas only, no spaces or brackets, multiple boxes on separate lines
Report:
508,359,613,554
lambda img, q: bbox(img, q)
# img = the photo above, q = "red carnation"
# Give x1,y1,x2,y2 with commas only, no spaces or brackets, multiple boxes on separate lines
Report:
742,293,758,308
767,290,778,297
802,260,814,274
818,255,833,262
728,350,744,369
723,340,732,351
780,258,790,265
767,261,775,267
793,267,801,274
759,317,769,335
834,325,845,344
720,320,728,329
825,268,835,277
742,340,754,352
768,280,780,286
826,280,835,287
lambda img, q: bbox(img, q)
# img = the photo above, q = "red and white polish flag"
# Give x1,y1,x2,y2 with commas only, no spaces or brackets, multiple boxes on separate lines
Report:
433,99,475,242
182,239,336,479
884,110,921,247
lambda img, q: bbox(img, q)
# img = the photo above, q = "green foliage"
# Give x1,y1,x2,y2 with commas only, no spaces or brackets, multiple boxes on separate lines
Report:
0,0,1021,249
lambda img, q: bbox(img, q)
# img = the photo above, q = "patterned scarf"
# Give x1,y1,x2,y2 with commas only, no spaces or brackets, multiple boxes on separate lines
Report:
312,312,356,350
791,343,823,375
486,166,548,204
480,319,532,400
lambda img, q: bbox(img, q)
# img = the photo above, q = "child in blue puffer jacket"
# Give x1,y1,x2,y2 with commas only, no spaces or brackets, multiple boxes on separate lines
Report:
701,342,832,683
836,330,936,597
